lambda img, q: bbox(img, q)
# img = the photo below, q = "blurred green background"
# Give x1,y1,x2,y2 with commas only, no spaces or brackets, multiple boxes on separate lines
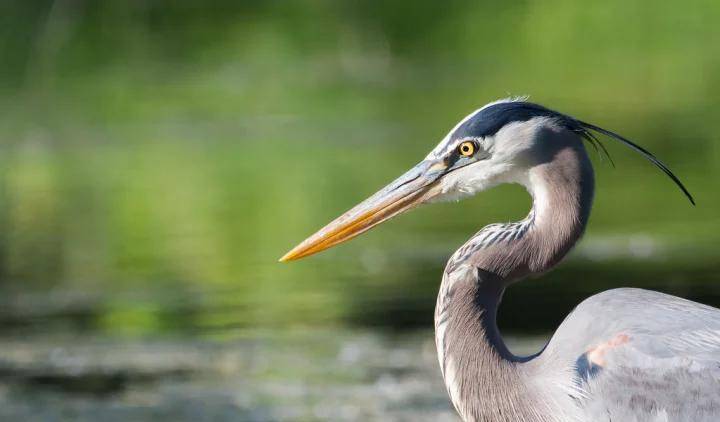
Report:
1,1,719,419
1,0,719,345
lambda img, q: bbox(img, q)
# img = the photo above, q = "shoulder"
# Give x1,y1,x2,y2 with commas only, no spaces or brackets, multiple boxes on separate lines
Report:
569,287,720,324
538,289,720,419
545,288,720,368
575,286,685,307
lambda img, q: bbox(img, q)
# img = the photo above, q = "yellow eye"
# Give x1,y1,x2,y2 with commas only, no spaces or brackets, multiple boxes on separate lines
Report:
458,141,476,157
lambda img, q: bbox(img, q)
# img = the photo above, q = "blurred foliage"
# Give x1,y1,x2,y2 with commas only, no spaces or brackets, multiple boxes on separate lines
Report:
0,0,718,336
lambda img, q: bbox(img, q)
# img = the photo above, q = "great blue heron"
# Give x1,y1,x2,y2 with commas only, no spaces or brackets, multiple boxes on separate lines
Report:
280,98,719,421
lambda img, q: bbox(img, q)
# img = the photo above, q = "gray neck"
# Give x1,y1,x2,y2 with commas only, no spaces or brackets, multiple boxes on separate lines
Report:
435,137,594,421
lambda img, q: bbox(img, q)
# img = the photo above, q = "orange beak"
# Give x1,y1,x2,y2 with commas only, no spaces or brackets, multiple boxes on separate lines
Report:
279,159,446,262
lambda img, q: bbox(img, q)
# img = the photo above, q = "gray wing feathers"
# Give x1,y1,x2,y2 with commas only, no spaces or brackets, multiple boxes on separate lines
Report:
582,366,720,422
551,288,720,365
544,288,720,421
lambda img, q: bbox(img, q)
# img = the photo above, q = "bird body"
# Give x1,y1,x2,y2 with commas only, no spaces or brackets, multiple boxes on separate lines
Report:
553,288,720,421
281,98,716,421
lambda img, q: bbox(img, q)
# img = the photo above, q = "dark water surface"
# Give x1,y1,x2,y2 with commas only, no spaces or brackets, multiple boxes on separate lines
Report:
0,328,546,421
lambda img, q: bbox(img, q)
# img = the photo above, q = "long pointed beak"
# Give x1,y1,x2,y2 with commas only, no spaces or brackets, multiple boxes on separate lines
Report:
279,160,446,262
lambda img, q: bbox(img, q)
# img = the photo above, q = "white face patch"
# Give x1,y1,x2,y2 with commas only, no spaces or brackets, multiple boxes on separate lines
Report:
428,116,561,204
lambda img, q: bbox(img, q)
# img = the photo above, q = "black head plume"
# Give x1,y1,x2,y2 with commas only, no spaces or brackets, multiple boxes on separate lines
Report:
575,119,695,205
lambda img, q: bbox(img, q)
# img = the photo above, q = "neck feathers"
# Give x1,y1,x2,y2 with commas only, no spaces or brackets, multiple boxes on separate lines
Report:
448,132,594,281
435,132,594,421
522,138,594,276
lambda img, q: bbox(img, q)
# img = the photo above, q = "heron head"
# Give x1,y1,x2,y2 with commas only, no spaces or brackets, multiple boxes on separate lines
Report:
280,98,693,262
